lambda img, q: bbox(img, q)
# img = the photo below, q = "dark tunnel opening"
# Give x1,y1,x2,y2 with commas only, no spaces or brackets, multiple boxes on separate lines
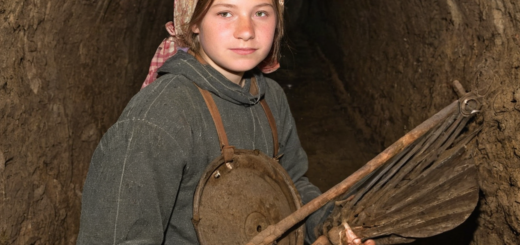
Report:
1,0,520,244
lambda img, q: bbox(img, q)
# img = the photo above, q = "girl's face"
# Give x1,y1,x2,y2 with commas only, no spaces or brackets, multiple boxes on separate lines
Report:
193,0,277,83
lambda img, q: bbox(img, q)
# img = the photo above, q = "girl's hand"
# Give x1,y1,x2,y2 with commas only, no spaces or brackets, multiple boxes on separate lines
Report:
322,222,376,245
343,222,375,245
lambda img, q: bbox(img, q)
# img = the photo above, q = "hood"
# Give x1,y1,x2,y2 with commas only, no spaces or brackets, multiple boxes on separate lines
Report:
157,51,266,106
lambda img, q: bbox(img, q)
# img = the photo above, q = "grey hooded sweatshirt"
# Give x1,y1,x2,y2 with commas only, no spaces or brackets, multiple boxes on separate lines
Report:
77,51,325,244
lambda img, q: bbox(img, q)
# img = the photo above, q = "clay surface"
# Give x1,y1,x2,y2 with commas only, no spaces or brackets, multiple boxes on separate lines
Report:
1,0,520,244
0,1,171,244
299,0,520,244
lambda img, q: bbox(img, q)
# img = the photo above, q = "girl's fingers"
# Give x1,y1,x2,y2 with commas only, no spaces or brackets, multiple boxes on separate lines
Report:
343,222,362,245
363,240,376,245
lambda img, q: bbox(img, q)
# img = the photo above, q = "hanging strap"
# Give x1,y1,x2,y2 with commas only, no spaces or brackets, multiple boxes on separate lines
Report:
260,100,279,158
195,78,279,161
251,77,279,159
196,86,235,163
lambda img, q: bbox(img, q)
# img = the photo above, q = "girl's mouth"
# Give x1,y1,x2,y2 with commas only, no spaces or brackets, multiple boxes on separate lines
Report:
230,48,257,55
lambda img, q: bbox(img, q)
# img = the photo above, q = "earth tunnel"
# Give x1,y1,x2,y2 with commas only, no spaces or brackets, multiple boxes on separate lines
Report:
1,0,519,244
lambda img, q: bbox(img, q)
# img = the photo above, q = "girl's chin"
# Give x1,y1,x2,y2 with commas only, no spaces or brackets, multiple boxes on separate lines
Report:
222,62,261,73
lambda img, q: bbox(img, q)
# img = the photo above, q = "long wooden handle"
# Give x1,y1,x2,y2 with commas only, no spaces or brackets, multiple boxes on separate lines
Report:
246,100,460,245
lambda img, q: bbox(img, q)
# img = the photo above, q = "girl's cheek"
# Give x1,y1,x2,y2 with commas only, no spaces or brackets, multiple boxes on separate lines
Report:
259,24,276,37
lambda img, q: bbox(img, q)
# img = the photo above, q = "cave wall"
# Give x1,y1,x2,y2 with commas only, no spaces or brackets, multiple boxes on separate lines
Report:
0,1,171,244
2,0,520,244
305,0,520,244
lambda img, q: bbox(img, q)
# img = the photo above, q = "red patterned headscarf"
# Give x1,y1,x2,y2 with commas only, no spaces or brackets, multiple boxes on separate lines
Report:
142,0,284,89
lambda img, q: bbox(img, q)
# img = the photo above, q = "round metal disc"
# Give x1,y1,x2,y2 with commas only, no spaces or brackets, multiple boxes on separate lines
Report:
193,149,304,245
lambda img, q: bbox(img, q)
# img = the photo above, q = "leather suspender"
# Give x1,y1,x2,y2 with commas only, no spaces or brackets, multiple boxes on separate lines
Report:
259,98,279,158
195,78,279,162
250,77,279,159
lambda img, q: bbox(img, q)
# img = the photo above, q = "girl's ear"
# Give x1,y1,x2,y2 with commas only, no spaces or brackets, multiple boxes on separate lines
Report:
192,24,200,34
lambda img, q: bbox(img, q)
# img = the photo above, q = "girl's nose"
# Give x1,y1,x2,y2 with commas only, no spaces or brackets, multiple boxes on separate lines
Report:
234,16,255,41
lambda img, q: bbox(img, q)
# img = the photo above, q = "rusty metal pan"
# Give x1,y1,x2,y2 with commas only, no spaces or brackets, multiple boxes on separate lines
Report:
193,149,305,245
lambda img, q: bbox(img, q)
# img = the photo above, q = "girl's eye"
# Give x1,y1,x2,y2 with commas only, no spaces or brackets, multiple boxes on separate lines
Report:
218,12,232,18
255,11,267,17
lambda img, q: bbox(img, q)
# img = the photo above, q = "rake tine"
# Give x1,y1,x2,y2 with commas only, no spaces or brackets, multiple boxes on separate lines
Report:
246,100,459,245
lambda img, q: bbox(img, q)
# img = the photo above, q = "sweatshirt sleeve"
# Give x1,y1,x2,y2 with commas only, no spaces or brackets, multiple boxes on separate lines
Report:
76,118,191,245
274,89,327,243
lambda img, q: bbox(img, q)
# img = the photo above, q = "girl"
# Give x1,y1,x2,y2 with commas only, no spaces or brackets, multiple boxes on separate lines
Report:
77,0,374,244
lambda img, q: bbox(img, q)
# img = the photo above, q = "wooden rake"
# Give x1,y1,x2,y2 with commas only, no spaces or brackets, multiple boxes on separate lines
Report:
246,81,482,245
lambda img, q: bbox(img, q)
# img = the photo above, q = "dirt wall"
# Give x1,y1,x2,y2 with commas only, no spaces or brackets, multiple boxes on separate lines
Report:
2,0,520,244
0,1,171,244
304,0,520,244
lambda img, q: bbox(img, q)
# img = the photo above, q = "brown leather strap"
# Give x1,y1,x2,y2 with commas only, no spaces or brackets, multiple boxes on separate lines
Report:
196,77,279,160
249,77,259,96
260,100,279,158
251,77,279,158
196,86,235,162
